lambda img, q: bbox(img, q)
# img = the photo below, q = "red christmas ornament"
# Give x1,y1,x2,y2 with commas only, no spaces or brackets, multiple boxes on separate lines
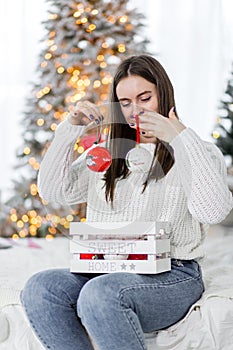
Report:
128,254,147,260
79,134,99,150
80,254,96,259
80,254,103,259
86,146,112,172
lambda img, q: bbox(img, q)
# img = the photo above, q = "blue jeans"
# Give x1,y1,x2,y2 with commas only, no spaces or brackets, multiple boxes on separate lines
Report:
21,259,204,350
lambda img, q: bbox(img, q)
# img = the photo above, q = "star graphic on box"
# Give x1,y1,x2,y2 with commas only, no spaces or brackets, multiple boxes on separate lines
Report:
120,263,127,270
130,263,136,270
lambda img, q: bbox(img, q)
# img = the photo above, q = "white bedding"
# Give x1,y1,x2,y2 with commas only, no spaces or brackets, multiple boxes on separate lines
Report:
0,225,233,350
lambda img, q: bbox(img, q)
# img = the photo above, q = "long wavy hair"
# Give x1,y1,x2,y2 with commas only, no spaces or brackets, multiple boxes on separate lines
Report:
104,54,176,202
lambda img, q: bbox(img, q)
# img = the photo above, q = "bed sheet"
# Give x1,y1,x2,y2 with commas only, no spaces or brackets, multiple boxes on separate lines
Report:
0,227,233,350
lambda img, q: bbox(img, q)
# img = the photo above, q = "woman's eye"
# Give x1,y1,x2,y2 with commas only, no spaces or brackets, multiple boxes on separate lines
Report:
141,96,151,102
120,101,131,107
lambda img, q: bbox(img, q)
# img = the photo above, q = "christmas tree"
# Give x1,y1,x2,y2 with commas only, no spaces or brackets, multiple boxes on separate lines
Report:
212,64,233,169
0,0,150,238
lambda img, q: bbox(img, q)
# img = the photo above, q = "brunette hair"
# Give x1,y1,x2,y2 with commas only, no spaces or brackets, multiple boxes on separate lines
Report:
104,54,176,202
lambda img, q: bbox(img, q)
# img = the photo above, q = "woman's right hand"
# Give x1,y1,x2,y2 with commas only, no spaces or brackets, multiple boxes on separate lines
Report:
68,101,104,127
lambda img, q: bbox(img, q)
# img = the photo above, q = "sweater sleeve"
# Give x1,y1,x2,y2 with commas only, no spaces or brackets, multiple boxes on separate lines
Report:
170,127,233,224
38,119,90,205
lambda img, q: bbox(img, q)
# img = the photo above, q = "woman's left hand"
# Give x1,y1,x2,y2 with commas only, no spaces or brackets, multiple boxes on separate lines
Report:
136,107,186,143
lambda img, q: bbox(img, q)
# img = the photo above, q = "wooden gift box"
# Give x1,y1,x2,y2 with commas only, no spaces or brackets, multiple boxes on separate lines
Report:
69,222,171,274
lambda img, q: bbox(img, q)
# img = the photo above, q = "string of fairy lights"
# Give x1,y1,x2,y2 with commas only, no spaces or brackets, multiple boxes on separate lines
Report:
8,2,133,240
212,102,233,140
212,119,221,139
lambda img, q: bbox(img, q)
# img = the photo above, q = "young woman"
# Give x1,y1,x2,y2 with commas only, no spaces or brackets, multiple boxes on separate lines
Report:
21,55,233,350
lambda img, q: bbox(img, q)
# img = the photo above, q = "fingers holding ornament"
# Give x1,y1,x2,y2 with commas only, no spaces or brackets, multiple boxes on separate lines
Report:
68,101,104,127
134,108,186,143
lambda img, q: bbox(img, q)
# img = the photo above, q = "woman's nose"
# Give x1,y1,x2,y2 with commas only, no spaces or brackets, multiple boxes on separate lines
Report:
132,104,143,116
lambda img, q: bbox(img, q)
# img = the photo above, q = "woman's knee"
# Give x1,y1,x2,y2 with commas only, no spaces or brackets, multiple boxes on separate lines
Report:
21,268,72,306
21,268,91,310
77,274,121,318
21,269,56,305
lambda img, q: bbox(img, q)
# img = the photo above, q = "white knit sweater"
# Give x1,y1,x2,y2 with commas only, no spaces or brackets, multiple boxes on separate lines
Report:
38,119,233,260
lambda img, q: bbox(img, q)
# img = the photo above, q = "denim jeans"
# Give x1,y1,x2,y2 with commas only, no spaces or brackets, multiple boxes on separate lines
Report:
21,259,204,350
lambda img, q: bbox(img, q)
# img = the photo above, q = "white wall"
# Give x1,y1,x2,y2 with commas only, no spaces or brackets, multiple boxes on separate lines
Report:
137,0,233,140
0,0,47,200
